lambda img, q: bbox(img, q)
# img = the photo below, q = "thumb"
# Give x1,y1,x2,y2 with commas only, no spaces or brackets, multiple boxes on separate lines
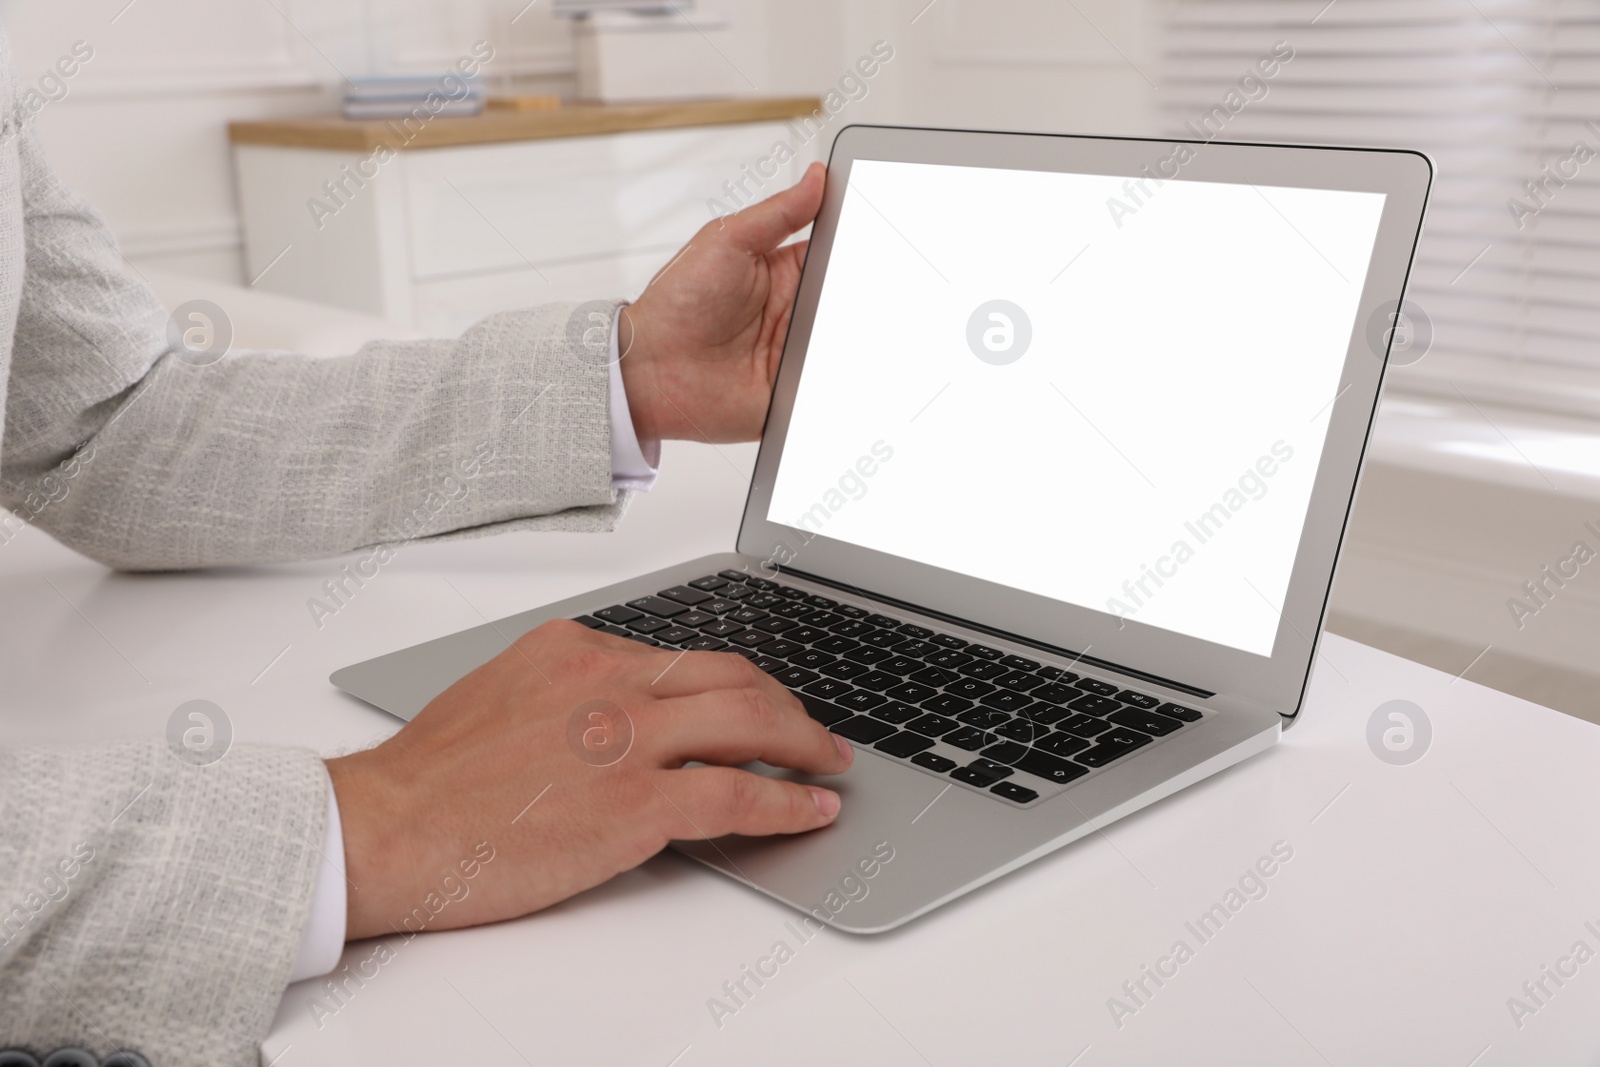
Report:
720,162,825,255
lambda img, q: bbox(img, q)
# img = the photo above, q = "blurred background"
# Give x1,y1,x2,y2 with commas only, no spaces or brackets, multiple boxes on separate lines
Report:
6,0,1598,720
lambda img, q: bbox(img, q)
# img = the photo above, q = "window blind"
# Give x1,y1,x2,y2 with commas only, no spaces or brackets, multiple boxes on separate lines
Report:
1159,0,1600,419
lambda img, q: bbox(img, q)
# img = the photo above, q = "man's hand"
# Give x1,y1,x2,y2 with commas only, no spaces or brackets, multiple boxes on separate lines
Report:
617,162,825,445
325,621,851,940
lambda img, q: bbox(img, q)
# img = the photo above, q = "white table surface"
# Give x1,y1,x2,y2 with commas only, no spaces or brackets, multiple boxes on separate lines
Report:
3,441,1597,1066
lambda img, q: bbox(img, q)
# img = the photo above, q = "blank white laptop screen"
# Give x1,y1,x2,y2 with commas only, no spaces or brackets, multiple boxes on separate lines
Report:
767,158,1387,657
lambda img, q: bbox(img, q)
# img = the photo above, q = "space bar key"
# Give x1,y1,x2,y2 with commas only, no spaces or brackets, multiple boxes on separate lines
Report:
800,693,853,727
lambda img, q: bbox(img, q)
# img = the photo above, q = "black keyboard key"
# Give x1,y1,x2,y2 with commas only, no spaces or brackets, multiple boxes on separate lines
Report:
1074,678,1119,696
683,637,729,652
730,630,774,649
760,639,804,658
627,616,671,634
1031,683,1077,705
674,610,716,628
775,666,819,688
966,644,1003,661
788,649,835,670
1109,708,1185,736
944,727,994,751
926,649,974,669
878,655,923,675
838,689,888,713
833,715,897,743
659,585,712,606
754,616,800,634
921,694,973,716
845,646,893,665
627,596,689,619
802,678,854,700
1020,702,1070,726
996,719,1050,743
743,594,783,610
911,751,957,773
830,619,874,638
853,671,900,692
803,610,846,628
835,604,869,619
865,614,900,628
886,682,938,704
959,661,1007,681
897,623,934,639
773,601,814,619
1075,728,1152,767
729,647,761,661
572,615,605,628
822,660,870,680
1118,690,1160,709
720,585,754,600
896,640,939,659
978,690,1034,713
951,758,1012,785
995,670,1043,693
1067,693,1121,716
775,585,808,600
796,697,851,729
691,575,730,591
699,619,745,638
728,607,770,625
714,570,748,584
946,678,996,699
593,604,643,624
1157,702,1203,722
870,701,922,725
742,575,778,591
1016,749,1090,786
999,654,1040,671
905,713,959,738
1036,732,1092,758
958,708,1009,730
979,740,1030,765
814,636,860,655
930,633,968,649
753,656,788,674
860,630,904,649
875,730,935,758
656,626,700,644
804,595,838,609
1036,666,1077,682
599,624,633,637
991,781,1039,803
785,625,830,645
909,666,959,688
1057,713,1114,738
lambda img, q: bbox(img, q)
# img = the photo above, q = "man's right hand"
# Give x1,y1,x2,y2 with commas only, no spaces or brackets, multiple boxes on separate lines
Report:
325,620,852,940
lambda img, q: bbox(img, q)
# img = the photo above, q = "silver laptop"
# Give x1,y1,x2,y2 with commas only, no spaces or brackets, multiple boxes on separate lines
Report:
332,125,1431,933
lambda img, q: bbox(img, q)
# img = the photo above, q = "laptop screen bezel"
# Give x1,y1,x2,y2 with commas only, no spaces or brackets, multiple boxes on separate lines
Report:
735,124,1431,719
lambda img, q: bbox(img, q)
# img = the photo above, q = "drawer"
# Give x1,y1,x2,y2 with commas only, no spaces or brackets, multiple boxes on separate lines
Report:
402,122,817,281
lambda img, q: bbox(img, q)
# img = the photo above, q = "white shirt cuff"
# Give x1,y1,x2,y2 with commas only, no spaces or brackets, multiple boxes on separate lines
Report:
288,769,348,983
608,306,660,492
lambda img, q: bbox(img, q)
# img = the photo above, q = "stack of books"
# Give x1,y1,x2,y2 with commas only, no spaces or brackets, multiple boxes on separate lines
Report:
343,75,486,121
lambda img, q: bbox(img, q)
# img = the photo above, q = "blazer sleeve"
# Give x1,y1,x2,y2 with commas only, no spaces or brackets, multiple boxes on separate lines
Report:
0,740,331,1067
0,124,630,571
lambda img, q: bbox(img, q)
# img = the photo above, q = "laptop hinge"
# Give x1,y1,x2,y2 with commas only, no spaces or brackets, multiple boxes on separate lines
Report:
773,566,1216,700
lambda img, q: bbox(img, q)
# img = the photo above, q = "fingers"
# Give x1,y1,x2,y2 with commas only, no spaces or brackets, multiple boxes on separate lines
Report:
644,647,787,700
645,686,853,775
719,161,825,256
655,765,842,839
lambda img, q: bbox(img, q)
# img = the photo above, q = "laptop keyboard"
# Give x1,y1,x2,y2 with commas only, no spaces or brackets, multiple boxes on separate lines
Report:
572,570,1203,806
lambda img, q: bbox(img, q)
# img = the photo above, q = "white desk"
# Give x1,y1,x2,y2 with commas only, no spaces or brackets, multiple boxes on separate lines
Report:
3,441,1598,1065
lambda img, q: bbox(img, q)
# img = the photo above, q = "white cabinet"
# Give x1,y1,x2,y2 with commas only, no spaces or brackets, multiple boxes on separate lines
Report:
230,100,824,336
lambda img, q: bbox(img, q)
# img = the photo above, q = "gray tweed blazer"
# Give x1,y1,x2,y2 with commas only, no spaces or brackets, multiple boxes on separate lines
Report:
0,38,629,1067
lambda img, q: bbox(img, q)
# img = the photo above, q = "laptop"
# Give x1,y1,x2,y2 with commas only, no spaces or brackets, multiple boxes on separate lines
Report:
331,125,1431,933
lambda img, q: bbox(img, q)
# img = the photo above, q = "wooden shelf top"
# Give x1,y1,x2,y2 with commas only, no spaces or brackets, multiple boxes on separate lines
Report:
229,96,824,152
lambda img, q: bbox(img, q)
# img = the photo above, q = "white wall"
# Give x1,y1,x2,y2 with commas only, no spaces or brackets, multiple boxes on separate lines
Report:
3,0,1158,284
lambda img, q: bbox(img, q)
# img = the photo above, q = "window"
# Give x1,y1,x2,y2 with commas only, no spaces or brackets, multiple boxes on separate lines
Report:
1160,0,1600,419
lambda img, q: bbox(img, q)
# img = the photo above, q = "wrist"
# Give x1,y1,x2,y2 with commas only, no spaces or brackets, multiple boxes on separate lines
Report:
616,304,663,444
325,751,412,941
